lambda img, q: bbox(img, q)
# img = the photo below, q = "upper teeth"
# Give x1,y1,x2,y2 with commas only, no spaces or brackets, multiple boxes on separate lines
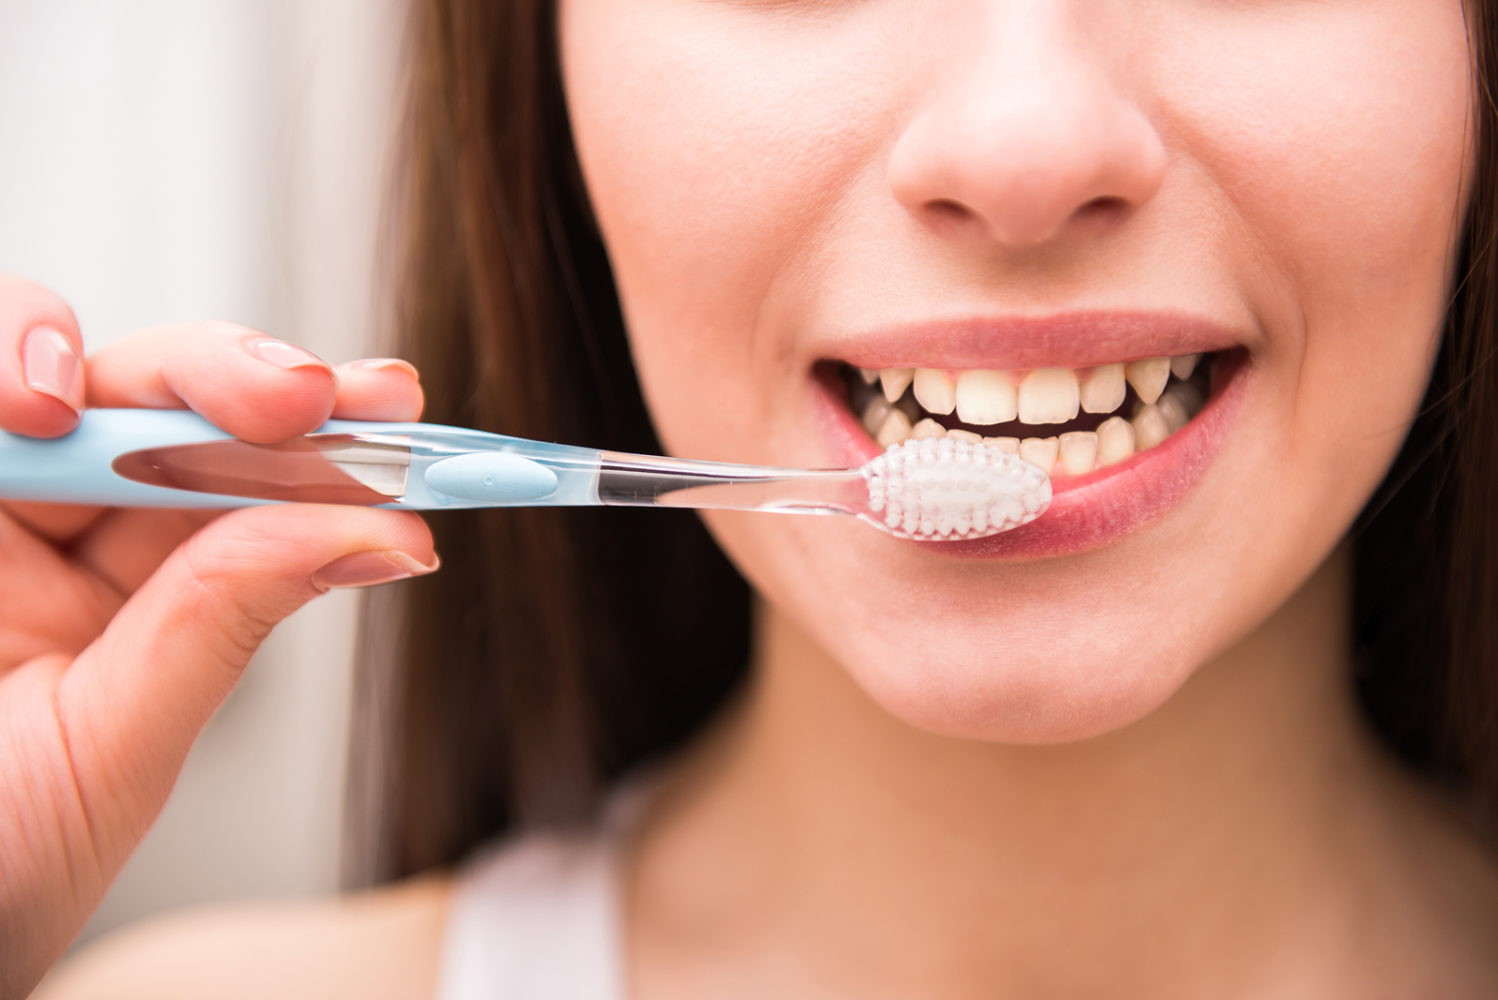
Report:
912,368,956,415
1124,357,1171,406
954,370,1017,424
880,368,915,402
853,353,1210,478
1079,363,1125,414
872,358,1193,427
1017,367,1080,424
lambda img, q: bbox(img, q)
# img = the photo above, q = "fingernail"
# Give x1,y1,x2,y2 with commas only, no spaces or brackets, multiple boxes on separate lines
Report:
343,358,420,380
21,326,83,409
311,550,440,591
247,338,328,371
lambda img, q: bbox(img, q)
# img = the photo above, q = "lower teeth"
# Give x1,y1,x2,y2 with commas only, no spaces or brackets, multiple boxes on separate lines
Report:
853,359,1212,478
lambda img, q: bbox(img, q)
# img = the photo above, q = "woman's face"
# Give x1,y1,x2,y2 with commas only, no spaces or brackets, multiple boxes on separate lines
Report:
559,0,1476,741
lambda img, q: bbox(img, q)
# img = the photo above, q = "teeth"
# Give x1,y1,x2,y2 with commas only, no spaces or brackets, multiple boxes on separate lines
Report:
1170,354,1200,380
856,350,1211,474
1169,380,1205,417
911,417,946,439
876,409,913,447
881,368,915,403
912,368,956,415
1079,363,1126,414
1018,368,1080,424
984,436,1020,453
1018,436,1059,473
954,370,1018,425
1058,431,1098,476
1131,403,1171,451
1124,357,1171,406
1096,416,1135,467
1156,389,1190,434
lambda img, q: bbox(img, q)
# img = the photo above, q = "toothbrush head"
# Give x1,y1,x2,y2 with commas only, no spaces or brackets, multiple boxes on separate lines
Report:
860,438,1051,541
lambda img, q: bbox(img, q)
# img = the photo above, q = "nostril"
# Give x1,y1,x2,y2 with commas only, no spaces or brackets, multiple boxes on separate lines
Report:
923,198,977,234
917,192,1127,247
1076,195,1128,226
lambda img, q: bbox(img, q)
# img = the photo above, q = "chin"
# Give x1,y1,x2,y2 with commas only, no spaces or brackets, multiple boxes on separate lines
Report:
829,599,1204,745
707,505,1222,747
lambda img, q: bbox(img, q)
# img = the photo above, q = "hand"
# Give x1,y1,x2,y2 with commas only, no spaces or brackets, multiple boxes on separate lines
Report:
0,274,439,998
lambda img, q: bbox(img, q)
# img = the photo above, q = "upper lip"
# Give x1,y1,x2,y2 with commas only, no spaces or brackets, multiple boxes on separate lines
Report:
815,310,1250,371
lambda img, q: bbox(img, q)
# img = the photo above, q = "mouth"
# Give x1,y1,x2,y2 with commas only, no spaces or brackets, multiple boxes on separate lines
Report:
837,351,1224,479
809,316,1252,557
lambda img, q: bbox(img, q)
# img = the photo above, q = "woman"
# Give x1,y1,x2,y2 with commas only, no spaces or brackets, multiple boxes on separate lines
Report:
10,0,1498,996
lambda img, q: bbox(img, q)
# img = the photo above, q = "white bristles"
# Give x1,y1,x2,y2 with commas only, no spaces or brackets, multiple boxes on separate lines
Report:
859,438,1052,541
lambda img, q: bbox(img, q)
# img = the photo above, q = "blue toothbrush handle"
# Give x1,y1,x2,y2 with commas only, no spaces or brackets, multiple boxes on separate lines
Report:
0,409,581,510
0,408,265,508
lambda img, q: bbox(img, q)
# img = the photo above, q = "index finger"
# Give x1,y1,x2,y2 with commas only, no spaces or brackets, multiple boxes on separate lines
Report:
83,321,337,444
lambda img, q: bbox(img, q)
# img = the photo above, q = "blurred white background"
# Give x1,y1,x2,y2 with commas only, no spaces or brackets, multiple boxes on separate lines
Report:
0,0,404,946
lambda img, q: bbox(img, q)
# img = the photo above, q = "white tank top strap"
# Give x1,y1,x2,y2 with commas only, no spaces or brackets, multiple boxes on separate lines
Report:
433,778,654,1000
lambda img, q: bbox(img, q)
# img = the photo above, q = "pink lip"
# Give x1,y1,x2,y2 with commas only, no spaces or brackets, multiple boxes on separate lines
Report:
809,313,1253,559
816,310,1247,372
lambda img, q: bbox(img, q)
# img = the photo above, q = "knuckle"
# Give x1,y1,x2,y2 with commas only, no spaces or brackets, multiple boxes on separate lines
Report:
148,319,265,359
201,319,265,345
202,321,272,353
174,523,295,671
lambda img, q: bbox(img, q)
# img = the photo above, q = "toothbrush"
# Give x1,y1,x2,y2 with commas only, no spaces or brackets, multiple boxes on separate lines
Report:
0,408,1051,541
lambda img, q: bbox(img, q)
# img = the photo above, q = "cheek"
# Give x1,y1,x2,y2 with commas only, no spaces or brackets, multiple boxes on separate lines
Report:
560,2,887,458
1165,3,1470,513
1165,3,1471,380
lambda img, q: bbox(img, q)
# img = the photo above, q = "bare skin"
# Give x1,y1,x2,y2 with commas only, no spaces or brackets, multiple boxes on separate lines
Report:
625,550,1498,999
35,878,451,1000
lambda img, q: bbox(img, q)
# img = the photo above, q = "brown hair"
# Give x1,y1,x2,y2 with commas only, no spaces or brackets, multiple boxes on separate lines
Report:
1354,0,1498,826
347,0,1498,884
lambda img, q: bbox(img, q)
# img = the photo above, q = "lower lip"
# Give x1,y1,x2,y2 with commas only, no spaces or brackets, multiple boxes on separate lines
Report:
810,353,1250,559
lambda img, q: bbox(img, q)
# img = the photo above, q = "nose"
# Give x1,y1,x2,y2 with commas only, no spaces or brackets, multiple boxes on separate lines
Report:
888,6,1166,249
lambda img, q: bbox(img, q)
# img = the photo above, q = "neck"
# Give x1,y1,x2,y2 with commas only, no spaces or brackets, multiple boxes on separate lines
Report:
630,544,1411,997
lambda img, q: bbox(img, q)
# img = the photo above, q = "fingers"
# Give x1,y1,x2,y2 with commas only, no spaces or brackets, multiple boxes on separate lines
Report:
83,325,425,442
0,500,106,545
58,504,437,859
67,507,220,597
3,275,425,449
0,513,122,667
84,322,338,443
0,274,86,437
331,358,425,421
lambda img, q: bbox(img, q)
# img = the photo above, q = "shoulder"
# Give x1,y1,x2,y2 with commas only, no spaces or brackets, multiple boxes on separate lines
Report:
34,874,453,1000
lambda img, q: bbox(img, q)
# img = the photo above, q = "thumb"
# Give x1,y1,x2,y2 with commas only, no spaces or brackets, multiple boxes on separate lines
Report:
58,504,436,860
